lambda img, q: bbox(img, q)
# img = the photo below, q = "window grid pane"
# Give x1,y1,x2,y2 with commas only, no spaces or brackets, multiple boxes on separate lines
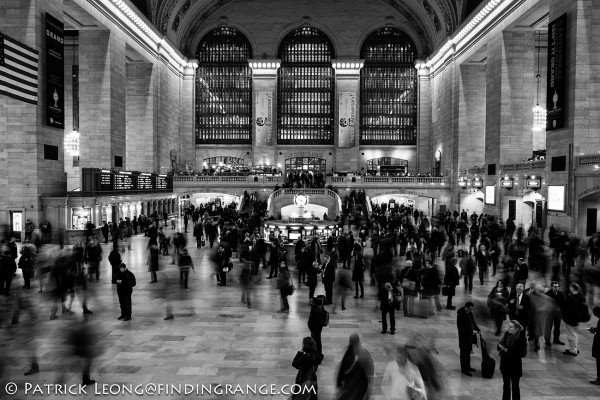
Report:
277,27,335,145
360,28,417,145
195,27,252,145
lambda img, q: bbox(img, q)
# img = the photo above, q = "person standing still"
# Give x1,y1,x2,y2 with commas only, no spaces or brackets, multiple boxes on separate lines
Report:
177,248,195,289
589,307,600,385
116,263,136,321
498,321,527,400
457,301,481,376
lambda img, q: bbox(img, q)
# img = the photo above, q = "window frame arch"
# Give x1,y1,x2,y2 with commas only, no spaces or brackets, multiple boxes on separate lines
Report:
276,27,336,145
359,27,418,146
194,26,253,145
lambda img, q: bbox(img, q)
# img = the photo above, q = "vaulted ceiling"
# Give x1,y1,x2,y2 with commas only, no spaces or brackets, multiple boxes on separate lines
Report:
137,0,460,58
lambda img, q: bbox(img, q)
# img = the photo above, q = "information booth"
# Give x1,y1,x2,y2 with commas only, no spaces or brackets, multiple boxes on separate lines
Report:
264,220,338,245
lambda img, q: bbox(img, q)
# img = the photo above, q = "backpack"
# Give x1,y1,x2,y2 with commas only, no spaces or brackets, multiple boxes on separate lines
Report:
322,309,330,327
579,303,592,323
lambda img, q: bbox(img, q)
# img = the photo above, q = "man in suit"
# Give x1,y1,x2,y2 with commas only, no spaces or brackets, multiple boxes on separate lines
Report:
508,284,531,334
116,263,136,321
457,301,481,376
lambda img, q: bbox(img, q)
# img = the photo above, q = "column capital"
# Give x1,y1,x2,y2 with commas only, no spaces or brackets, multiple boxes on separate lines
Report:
183,59,198,76
249,59,281,77
332,59,364,76
415,59,430,76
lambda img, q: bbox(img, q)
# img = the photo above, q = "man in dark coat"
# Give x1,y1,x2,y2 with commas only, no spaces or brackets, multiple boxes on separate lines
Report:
444,257,460,310
116,263,136,321
590,307,600,385
508,283,531,331
457,301,481,376
545,281,566,346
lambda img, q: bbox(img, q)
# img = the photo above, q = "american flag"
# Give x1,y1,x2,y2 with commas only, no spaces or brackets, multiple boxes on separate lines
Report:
0,31,38,105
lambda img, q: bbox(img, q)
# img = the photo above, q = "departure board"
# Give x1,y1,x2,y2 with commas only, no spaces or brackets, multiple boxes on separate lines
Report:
138,175,153,190
114,174,135,190
156,176,168,189
82,168,173,195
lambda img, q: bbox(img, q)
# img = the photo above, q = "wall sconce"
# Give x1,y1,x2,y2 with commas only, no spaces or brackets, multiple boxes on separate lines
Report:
500,175,514,190
472,177,483,189
526,175,542,191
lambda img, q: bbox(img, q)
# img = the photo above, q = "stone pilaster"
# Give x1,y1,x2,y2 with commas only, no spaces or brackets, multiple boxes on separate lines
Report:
126,62,157,172
333,60,363,173
416,63,432,176
457,64,486,171
485,30,535,167
179,63,196,171
79,30,127,170
0,0,66,229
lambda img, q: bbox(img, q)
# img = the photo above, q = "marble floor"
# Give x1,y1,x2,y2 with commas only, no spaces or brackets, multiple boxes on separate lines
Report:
1,228,600,400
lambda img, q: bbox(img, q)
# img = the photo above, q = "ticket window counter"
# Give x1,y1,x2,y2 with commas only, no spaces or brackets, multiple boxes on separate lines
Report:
71,208,92,230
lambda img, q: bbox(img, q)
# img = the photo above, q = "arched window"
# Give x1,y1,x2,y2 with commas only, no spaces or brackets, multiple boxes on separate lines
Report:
360,28,417,145
277,27,335,145
195,27,253,144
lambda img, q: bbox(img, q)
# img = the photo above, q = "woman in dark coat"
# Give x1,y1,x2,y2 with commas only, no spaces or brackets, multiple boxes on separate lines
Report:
488,280,510,335
292,337,324,400
498,320,527,400
147,244,159,283
443,257,460,310
336,333,374,400
590,306,600,385
352,252,365,299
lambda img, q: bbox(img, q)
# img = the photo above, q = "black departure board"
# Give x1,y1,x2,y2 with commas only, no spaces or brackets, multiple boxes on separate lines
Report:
138,175,153,190
82,168,173,195
156,176,168,189
114,174,135,190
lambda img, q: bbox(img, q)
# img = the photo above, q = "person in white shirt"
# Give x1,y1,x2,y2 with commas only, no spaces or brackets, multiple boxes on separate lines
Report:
383,345,427,400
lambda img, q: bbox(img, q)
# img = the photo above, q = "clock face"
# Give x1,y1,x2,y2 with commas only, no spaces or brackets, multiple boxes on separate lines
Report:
295,194,307,206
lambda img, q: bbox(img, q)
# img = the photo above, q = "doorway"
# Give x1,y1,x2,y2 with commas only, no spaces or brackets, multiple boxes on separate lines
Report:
587,208,597,236
508,200,516,221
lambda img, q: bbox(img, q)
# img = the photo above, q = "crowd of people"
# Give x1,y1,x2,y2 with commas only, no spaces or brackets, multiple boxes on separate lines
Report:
2,197,600,400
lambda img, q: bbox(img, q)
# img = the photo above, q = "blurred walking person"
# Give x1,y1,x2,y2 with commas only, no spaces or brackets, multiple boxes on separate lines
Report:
337,333,374,400
382,345,426,400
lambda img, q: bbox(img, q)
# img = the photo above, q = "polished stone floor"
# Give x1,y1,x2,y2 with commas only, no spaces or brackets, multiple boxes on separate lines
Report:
1,227,600,400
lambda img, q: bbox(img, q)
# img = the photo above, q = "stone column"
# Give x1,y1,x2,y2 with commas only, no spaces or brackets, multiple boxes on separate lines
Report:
0,0,66,227
79,30,127,170
126,61,157,172
332,60,363,173
249,60,279,165
416,62,432,175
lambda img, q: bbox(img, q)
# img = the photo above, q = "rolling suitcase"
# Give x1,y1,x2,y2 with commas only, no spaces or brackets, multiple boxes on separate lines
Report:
417,295,431,319
480,336,496,379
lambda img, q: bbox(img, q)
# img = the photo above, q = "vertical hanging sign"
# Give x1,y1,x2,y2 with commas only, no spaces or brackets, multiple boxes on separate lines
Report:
46,12,64,129
255,91,273,146
338,92,356,147
546,13,566,131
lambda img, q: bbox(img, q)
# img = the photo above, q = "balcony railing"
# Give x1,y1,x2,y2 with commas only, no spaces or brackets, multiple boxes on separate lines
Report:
502,161,546,172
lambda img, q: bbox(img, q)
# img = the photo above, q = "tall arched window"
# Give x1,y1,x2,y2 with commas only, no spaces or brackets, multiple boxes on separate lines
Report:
277,27,335,145
360,28,417,145
195,27,252,144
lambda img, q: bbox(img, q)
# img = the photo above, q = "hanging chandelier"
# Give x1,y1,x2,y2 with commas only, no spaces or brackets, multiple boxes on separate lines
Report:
532,31,546,131
65,131,80,156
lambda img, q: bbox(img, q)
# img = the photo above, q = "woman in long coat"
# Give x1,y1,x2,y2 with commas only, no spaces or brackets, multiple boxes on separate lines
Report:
336,333,374,400
498,320,527,400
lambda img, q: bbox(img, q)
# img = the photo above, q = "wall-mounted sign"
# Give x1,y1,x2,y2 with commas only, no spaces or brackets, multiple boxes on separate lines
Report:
526,177,542,189
458,179,467,188
501,179,514,189
472,178,483,188
255,91,273,146
485,185,495,205
548,185,566,212
547,13,567,131
338,92,356,147
46,12,64,129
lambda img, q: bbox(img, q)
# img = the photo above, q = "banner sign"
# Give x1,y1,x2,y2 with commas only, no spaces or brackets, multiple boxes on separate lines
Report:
255,91,273,146
46,12,64,129
338,92,356,147
546,13,567,131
